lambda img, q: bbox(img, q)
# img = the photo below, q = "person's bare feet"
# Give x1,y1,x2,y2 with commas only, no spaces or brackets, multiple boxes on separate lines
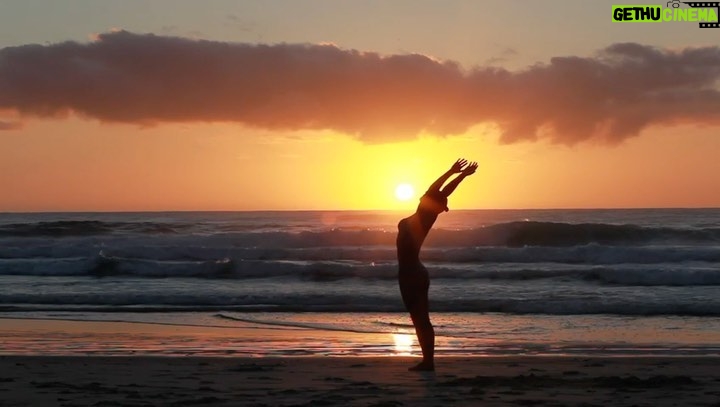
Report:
408,361,435,371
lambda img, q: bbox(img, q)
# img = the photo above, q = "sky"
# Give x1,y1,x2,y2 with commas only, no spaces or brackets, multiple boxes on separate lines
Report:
0,0,719,211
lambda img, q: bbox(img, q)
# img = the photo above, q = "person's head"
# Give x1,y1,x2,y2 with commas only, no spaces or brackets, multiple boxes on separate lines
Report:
418,191,449,214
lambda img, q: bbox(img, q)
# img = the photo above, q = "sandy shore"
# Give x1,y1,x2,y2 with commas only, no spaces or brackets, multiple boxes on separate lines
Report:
2,318,720,405
1,356,719,406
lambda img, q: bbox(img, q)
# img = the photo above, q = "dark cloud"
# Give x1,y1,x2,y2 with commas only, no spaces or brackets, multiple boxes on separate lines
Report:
1,31,719,143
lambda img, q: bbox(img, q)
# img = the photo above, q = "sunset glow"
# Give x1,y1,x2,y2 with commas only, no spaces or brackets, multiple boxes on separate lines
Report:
0,1,718,211
394,184,415,201
2,4,720,406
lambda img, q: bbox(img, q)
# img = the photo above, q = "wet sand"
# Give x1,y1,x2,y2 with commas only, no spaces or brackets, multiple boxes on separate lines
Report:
2,318,719,406
1,355,719,406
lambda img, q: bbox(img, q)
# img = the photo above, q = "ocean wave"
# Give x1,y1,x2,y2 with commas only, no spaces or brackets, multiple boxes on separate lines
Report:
1,254,718,286
0,220,189,237
0,254,235,278
1,220,719,246
2,296,720,316
2,237,720,269
485,221,720,246
215,313,372,333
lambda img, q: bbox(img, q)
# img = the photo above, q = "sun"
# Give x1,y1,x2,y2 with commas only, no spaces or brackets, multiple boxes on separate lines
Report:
395,183,415,201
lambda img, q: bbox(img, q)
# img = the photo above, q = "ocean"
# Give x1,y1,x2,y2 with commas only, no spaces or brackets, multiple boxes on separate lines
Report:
1,209,719,357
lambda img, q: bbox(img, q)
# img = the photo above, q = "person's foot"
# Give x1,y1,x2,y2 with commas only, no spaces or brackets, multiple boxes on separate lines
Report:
408,361,435,371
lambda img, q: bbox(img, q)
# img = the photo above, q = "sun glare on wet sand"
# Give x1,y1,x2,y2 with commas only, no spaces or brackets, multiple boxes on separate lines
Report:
392,333,415,355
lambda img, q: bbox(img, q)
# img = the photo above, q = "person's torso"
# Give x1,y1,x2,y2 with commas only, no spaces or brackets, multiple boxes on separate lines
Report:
396,212,437,266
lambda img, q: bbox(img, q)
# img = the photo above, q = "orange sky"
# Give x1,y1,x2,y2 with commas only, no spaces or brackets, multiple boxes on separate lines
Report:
0,1,719,211
1,118,717,211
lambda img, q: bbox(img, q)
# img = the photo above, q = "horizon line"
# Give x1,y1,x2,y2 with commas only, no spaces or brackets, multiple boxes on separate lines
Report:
1,206,719,215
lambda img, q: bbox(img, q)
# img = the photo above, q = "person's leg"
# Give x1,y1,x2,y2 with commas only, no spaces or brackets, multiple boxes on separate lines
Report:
407,287,434,371
400,277,434,371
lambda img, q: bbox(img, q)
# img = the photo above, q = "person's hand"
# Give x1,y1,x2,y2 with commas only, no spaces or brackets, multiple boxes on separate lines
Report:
449,159,468,173
461,162,478,176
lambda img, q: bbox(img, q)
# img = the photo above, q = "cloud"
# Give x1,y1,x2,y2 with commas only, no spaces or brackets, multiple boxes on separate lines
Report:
1,31,719,144
0,121,21,130
485,46,518,65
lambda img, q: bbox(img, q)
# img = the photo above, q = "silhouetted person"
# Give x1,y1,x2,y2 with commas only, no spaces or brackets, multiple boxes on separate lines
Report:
397,158,477,371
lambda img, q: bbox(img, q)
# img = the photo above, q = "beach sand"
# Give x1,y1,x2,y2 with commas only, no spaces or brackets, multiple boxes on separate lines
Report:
2,318,720,406
1,355,719,406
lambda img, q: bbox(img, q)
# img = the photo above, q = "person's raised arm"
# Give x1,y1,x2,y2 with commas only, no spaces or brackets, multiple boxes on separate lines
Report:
440,161,478,198
426,159,468,193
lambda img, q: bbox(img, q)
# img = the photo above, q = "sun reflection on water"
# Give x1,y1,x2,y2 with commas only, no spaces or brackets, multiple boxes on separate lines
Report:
392,333,414,356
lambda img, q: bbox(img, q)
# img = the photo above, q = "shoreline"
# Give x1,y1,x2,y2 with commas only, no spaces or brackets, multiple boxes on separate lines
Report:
2,355,719,406
0,317,392,358
3,316,720,358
